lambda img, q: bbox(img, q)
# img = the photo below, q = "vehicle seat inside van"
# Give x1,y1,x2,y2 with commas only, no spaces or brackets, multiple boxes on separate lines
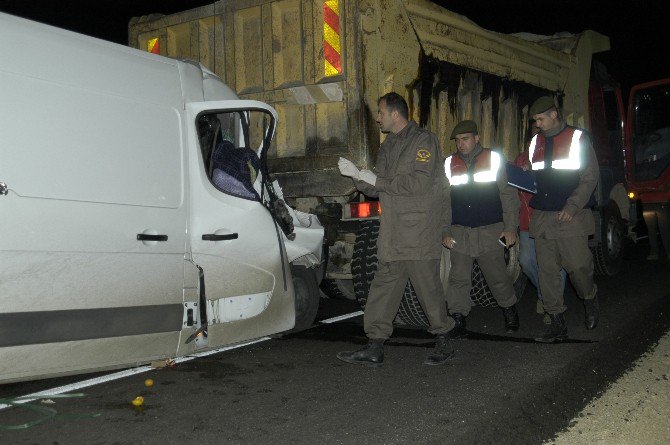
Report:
210,140,260,200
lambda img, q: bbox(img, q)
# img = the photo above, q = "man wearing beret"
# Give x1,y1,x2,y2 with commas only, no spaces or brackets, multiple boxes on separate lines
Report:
443,120,520,336
528,96,600,342
336,92,456,367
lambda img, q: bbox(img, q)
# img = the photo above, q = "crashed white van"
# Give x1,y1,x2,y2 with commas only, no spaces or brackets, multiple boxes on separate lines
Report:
0,12,324,383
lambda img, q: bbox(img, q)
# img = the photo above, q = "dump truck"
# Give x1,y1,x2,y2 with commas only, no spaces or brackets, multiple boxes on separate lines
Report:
129,0,632,326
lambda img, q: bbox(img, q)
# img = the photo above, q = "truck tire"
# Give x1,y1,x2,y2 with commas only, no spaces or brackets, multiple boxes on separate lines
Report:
320,278,355,300
352,220,521,327
289,265,320,332
592,203,625,276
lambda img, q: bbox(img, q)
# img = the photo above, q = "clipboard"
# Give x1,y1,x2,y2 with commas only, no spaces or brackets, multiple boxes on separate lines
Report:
506,163,537,194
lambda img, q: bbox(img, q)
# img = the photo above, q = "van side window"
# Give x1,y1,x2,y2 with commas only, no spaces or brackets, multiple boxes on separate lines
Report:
197,110,273,201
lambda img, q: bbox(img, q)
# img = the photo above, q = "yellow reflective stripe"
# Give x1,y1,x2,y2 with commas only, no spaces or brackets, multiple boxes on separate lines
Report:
324,23,341,53
325,60,339,77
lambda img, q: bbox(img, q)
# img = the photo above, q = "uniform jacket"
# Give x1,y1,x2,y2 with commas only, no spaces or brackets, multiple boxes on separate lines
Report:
444,144,519,257
529,123,599,239
355,121,448,262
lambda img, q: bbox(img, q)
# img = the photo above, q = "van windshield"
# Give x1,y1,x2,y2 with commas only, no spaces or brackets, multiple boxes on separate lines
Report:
197,109,275,201
630,83,670,181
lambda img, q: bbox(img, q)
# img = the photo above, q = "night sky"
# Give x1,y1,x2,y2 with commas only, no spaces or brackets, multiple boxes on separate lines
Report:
1,0,668,98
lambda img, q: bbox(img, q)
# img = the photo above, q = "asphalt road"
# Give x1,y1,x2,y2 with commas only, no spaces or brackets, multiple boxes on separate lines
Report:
1,242,669,444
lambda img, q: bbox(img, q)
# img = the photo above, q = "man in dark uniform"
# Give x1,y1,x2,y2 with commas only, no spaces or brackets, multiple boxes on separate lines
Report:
443,120,520,336
336,92,456,367
528,96,600,343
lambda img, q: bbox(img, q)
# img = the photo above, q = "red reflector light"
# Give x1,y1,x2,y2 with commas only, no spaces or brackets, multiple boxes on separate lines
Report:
344,201,381,219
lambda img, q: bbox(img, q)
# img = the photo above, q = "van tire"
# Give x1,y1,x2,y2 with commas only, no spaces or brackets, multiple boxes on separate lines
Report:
352,220,521,327
592,203,625,276
289,265,320,332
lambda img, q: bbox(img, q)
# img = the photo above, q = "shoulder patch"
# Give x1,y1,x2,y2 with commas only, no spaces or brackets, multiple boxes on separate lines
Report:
416,148,431,162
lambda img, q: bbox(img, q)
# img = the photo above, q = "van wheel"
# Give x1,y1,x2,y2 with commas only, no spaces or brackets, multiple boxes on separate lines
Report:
352,220,517,327
289,265,320,332
592,203,625,276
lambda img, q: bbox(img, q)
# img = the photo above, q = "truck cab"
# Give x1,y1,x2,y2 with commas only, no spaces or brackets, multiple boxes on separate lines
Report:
624,78,670,257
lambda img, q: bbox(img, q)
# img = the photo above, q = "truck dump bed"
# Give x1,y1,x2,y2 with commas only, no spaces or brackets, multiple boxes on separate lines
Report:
129,0,609,203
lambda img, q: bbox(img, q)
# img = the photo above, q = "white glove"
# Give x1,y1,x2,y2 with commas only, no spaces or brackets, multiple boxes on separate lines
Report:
338,157,360,179
359,169,377,186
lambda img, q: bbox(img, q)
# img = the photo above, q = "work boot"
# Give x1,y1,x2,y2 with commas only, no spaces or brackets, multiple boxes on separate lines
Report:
423,334,455,365
502,305,520,333
584,294,600,330
449,313,467,338
535,313,568,343
337,339,384,367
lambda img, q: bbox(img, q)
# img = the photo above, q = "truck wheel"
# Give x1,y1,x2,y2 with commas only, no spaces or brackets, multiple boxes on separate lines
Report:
468,243,524,307
592,203,625,276
289,265,320,332
320,279,355,300
352,220,519,327
351,220,426,326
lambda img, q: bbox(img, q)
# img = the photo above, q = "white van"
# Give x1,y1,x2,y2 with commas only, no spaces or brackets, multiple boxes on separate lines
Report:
0,12,324,384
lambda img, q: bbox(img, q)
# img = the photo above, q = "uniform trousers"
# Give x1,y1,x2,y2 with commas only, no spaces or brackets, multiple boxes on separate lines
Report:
535,235,597,314
364,259,454,340
446,249,517,316
519,230,567,310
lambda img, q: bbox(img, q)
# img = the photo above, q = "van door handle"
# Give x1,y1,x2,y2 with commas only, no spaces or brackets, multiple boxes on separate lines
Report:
202,233,238,241
137,234,168,241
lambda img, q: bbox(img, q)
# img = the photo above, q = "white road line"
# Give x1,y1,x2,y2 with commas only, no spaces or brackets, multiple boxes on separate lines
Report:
0,311,363,410
0,336,271,411
320,310,364,324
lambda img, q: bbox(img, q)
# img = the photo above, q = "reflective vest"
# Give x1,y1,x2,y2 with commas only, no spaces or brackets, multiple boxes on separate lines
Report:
445,148,503,227
528,126,595,211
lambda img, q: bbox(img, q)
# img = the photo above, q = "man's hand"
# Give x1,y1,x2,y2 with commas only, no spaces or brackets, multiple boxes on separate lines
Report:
442,236,457,250
500,231,517,248
359,169,377,186
557,210,573,223
338,157,360,179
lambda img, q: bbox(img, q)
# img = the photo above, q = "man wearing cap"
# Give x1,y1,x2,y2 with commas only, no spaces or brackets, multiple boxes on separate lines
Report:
336,92,456,367
443,120,520,335
528,96,600,343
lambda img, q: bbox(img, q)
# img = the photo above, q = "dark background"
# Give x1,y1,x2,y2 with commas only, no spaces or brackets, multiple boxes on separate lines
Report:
0,0,668,101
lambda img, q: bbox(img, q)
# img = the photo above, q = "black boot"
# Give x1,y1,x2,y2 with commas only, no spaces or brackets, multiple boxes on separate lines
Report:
449,313,467,338
337,339,384,367
535,313,568,343
584,294,599,330
423,333,455,365
502,305,520,333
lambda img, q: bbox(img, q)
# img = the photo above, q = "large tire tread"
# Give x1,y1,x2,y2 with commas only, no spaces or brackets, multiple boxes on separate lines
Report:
352,220,521,327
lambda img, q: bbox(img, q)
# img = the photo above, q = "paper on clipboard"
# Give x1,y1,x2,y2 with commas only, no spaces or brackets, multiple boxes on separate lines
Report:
506,163,537,194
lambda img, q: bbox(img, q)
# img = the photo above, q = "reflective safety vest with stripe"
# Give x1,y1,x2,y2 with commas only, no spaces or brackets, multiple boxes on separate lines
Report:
528,126,595,211
445,148,503,227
